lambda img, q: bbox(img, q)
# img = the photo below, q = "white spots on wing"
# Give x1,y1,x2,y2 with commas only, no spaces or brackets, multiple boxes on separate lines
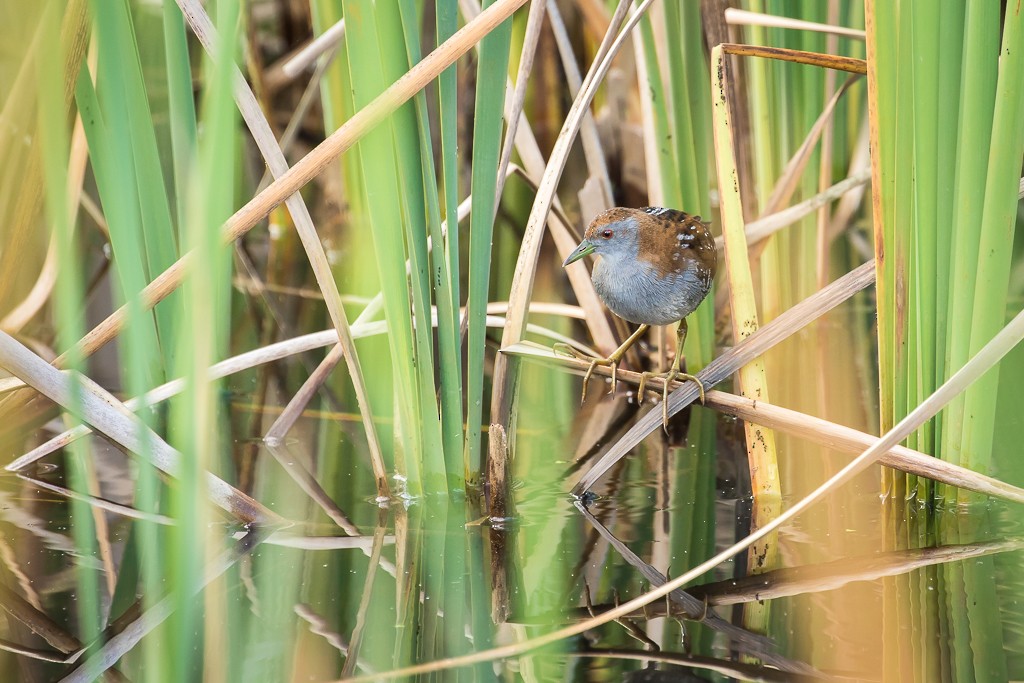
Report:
644,206,671,217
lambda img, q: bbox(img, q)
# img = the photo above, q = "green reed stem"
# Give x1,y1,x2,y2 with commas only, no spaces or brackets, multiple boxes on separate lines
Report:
463,0,512,477
397,0,464,487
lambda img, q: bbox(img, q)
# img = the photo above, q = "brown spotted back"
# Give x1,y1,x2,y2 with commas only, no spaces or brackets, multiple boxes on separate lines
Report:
589,207,717,279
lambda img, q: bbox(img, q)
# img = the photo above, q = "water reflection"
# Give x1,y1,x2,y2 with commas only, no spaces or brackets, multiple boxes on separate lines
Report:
2,402,1024,680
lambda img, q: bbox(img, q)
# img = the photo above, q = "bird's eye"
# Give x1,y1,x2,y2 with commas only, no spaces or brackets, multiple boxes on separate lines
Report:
601,229,613,239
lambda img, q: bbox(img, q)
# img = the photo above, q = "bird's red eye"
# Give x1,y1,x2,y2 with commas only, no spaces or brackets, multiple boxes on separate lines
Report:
601,229,613,239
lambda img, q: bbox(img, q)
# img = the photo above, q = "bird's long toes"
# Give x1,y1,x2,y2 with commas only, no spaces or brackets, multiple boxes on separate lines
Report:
686,374,707,405
661,373,675,433
552,342,575,358
581,361,600,405
554,342,591,361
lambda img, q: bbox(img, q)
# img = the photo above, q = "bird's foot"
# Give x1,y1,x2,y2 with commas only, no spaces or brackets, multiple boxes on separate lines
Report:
637,369,706,431
580,357,619,404
553,343,619,403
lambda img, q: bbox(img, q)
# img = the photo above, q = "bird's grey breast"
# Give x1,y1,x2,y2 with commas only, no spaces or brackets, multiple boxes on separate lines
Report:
592,254,712,326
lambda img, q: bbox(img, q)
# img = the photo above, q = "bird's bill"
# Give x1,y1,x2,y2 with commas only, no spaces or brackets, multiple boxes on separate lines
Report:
562,240,595,267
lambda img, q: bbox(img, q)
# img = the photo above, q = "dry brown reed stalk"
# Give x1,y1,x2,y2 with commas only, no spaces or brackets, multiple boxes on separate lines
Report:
741,167,872,247
263,344,345,443
546,0,614,207
827,122,872,245
281,17,345,78
721,43,867,75
761,75,862,218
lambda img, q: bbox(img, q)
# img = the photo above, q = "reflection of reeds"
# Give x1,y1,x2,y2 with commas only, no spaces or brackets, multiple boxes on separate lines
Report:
693,537,1024,606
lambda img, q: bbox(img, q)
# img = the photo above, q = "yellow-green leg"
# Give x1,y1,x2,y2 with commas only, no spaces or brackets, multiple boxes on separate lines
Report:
636,319,706,430
554,324,650,403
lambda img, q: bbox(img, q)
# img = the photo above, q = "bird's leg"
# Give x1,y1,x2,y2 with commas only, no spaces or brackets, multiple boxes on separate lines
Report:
662,319,706,428
636,319,706,430
558,324,649,403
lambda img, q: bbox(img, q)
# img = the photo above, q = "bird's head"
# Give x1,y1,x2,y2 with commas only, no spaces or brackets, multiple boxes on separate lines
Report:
562,208,643,267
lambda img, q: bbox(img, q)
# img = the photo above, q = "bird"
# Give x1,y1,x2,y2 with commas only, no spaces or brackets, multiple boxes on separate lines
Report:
559,206,717,427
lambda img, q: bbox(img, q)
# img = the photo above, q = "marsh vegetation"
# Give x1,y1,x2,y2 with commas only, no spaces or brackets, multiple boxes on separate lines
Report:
1,0,1024,681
